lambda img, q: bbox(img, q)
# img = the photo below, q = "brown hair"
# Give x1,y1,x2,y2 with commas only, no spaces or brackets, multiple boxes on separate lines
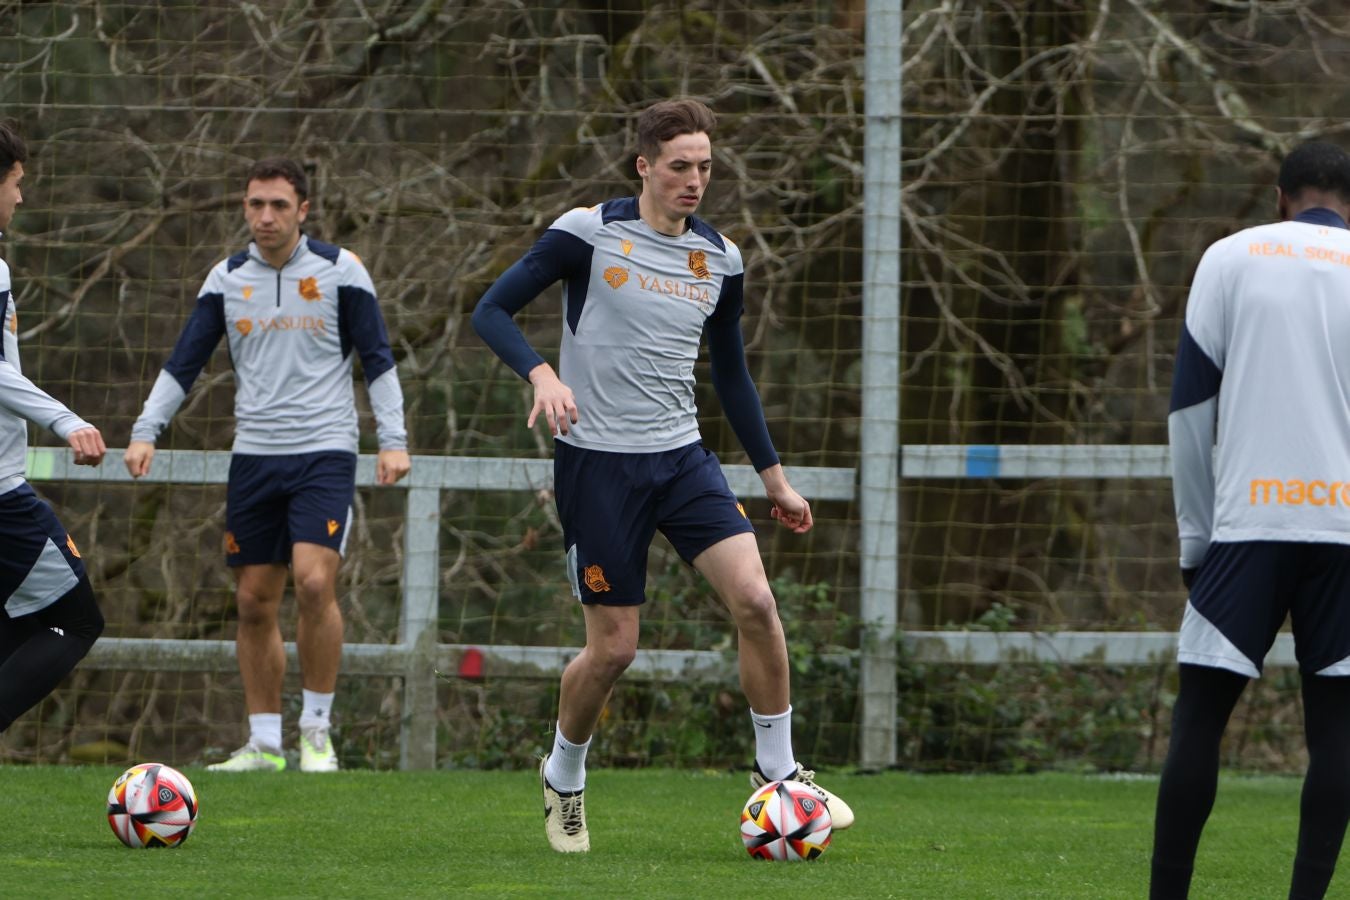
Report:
245,157,309,202
635,99,716,163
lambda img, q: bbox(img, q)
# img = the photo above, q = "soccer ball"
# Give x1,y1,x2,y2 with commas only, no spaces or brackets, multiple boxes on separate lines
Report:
739,779,832,861
107,763,199,848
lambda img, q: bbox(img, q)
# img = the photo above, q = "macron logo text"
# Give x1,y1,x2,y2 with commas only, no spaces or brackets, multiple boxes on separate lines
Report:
1250,478,1350,507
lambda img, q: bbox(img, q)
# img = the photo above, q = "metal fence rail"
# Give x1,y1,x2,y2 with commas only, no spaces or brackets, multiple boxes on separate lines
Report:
33,447,856,769
27,444,1211,770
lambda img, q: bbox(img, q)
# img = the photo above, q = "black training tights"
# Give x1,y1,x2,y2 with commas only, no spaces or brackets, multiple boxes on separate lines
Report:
0,577,104,732
1150,663,1350,900
1150,664,1249,900
1290,675,1350,899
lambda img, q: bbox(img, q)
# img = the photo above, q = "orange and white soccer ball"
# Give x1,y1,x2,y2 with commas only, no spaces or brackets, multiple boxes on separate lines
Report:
107,763,199,848
739,779,832,860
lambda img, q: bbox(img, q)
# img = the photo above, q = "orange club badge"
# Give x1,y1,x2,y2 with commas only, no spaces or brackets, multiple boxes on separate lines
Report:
583,564,611,593
298,276,321,301
688,250,711,279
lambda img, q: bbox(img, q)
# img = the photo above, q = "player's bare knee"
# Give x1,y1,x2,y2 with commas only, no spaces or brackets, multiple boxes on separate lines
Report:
292,568,335,606
587,642,637,680
728,584,780,635
234,590,278,628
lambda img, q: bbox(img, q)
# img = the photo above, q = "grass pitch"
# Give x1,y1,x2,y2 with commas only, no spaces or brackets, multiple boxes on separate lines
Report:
0,766,1320,898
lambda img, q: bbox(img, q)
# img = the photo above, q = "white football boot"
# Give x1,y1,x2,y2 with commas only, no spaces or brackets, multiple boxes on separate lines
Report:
299,726,339,773
206,739,286,772
540,754,589,852
750,761,854,829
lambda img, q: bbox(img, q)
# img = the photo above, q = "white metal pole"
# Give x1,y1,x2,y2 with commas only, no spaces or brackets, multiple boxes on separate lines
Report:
859,0,903,770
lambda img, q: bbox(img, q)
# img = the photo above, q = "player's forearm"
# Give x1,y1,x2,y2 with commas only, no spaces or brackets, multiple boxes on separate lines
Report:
129,370,188,444
471,259,550,379
368,367,408,451
707,323,779,472
757,463,793,496
0,360,91,438
1168,398,1218,569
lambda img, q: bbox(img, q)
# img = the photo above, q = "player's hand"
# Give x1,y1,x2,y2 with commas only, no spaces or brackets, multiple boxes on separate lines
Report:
123,440,155,478
760,465,813,534
527,363,579,436
68,427,106,467
377,449,412,485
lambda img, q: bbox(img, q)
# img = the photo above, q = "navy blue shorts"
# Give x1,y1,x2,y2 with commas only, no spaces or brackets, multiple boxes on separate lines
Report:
0,483,86,618
553,440,755,606
1181,541,1350,677
225,451,356,567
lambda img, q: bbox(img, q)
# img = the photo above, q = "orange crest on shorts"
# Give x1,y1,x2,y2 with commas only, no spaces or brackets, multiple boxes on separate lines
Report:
736,502,747,519
224,531,241,555
327,519,340,537
688,250,710,279
583,564,612,593
66,535,81,558
603,266,628,289
298,276,321,301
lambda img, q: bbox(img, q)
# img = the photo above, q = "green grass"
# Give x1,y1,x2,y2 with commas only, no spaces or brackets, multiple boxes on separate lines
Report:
0,767,1326,899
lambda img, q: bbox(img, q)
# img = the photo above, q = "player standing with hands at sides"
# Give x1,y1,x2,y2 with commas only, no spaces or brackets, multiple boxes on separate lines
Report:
0,121,108,733
472,99,853,853
125,159,410,772
1152,141,1350,899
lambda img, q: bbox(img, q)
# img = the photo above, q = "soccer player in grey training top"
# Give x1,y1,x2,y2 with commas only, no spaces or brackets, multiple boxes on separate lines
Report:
0,120,108,733
1153,141,1350,899
125,158,411,773
473,98,854,853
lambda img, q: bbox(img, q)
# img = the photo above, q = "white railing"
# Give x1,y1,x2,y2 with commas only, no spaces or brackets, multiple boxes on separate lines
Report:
30,447,855,770
29,443,1219,771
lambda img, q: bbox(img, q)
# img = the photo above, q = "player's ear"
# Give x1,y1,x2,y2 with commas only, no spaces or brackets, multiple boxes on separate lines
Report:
636,154,649,180
297,198,310,223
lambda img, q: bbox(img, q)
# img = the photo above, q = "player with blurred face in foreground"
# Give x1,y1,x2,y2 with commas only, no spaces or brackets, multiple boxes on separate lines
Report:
1154,140,1350,899
0,120,108,733
473,98,854,853
126,158,411,773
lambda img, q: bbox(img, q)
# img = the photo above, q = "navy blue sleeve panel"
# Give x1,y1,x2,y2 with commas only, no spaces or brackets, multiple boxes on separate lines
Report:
704,274,780,472
472,228,594,380
471,259,550,380
0,290,9,361
1169,323,1223,413
338,284,397,384
163,292,226,393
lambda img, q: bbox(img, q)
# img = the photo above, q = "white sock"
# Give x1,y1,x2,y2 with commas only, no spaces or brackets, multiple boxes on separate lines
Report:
299,690,335,731
751,706,796,781
543,723,591,793
248,713,283,752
